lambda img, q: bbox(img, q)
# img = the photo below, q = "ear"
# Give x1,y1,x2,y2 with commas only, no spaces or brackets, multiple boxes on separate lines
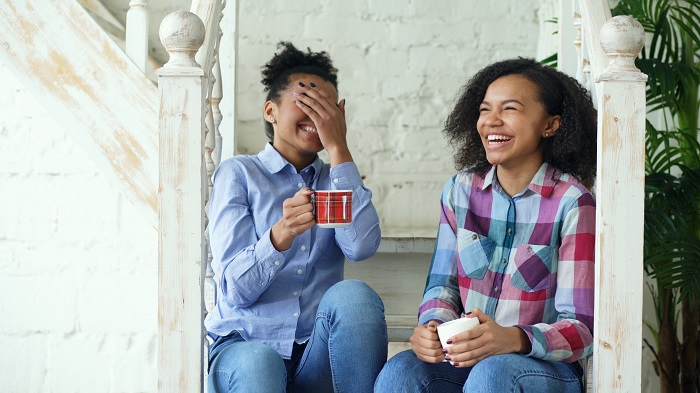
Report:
263,100,277,123
542,115,561,138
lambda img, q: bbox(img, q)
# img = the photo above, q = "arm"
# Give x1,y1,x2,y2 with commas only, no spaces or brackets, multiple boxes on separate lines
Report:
418,176,464,325
518,192,596,362
208,161,296,308
294,83,380,261
330,162,381,262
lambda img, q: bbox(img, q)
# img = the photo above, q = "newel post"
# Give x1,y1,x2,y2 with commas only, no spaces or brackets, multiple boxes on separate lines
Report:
592,15,647,392
156,11,207,393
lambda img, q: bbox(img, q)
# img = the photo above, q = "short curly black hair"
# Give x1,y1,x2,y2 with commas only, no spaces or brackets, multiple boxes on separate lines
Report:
443,57,597,189
260,41,338,140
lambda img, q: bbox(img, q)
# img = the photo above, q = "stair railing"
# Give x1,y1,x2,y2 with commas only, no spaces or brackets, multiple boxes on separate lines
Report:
155,0,227,390
562,1,648,391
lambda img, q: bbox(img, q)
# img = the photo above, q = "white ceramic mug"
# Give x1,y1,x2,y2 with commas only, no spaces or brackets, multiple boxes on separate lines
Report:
437,316,480,362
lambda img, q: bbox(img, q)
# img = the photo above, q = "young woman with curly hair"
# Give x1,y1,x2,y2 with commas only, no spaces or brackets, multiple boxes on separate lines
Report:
375,58,597,393
205,41,387,393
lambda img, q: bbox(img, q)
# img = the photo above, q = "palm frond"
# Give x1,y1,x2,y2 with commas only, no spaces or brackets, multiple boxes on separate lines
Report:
646,235,700,302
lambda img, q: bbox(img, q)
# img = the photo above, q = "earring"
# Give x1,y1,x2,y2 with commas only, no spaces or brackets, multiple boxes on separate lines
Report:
545,132,550,137
270,118,275,123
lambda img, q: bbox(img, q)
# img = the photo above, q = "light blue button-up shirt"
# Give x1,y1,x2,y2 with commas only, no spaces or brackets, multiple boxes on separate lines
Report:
204,143,381,358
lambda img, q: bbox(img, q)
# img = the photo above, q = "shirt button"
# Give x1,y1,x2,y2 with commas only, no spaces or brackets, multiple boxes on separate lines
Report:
527,246,533,252
333,178,339,184
502,258,507,264
301,245,306,251
471,234,477,240
507,228,512,235
274,260,280,266
261,282,266,286
297,269,303,275
293,291,299,296
494,287,499,293
293,312,299,317
297,182,303,188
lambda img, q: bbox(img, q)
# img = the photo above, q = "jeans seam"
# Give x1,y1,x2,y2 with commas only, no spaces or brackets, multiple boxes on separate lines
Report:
318,312,342,393
510,367,581,393
422,374,468,392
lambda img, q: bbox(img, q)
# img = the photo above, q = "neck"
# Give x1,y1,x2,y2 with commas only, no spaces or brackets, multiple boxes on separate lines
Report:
495,161,543,197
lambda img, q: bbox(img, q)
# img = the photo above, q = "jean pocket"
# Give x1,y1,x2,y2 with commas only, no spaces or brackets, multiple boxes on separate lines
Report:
456,229,495,279
511,244,554,292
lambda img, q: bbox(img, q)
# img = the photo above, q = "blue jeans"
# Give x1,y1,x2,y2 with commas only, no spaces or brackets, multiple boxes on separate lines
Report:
208,280,388,393
374,350,582,393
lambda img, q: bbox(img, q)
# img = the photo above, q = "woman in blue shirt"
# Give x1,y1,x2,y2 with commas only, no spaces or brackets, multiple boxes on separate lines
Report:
205,42,387,392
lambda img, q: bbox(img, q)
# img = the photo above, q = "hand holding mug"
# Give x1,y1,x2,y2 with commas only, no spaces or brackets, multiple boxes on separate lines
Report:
271,187,315,251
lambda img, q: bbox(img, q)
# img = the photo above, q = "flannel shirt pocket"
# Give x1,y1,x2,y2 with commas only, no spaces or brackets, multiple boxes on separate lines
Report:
511,244,554,292
456,229,495,279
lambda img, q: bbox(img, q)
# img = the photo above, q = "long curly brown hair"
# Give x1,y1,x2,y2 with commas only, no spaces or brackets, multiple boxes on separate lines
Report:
443,57,597,188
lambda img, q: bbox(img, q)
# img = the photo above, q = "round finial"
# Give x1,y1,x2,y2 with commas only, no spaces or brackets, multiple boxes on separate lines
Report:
159,11,205,68
600,15,645,75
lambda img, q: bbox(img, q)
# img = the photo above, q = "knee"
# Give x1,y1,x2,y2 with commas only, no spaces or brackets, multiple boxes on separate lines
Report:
322,279,384,310
464,354,518,391
375,350,423,391
211,341,283,375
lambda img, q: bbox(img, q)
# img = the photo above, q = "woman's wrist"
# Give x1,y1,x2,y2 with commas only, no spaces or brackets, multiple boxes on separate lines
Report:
511,327,532,354
270,222,293,251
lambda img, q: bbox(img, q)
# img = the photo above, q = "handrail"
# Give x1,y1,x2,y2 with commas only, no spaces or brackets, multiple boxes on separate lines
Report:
156,3,226,391
156,11,207,392
0,0,159,228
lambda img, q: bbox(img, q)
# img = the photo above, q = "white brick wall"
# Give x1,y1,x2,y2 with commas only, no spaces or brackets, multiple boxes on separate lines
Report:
229,0,544,233
0,62,157,392
0,1,659,391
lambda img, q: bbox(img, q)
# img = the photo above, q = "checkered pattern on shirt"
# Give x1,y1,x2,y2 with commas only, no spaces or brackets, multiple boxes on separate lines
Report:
418,163,595,363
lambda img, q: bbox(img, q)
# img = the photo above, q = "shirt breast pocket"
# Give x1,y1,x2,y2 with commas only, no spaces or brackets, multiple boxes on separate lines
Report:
511,244,555,292
456,229,495,279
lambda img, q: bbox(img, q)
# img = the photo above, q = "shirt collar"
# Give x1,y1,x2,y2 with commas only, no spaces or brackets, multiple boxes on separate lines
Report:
258,142,323,178
480,162,560,198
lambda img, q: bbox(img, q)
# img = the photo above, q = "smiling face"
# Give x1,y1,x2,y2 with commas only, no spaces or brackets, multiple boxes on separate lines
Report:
264,73,338,170
477,74,560,175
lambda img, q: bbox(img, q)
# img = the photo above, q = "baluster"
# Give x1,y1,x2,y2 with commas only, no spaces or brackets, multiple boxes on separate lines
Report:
126,0,149,72
212,55,223,167
573,11,583,81
203,1,227,318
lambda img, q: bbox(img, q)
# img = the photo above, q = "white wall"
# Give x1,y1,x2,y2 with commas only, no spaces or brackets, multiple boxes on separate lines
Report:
221,0,549,233
0,61,157,392
0,0,658,391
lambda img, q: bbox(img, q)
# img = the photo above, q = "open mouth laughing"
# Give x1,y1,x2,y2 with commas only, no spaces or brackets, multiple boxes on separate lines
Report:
487,134,512,145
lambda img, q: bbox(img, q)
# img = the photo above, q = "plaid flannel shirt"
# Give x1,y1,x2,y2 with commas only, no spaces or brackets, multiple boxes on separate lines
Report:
419,162,595,363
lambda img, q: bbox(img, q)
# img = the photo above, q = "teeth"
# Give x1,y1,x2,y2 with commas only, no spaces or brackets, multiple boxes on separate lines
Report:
301,126,318,134
487,134,511,143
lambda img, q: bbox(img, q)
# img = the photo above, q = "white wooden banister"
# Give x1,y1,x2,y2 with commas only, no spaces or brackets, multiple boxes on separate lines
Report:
126,0,149,72
156,11,207,393
0,0,158,228
577,0,612,86
592,15,647,392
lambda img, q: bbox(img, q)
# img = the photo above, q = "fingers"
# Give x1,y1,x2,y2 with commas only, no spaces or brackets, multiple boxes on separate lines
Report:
338,98,346,116
409,323,444,363
468,307,493,324
281,188,315,233
293,83,344,121
445,320,513,368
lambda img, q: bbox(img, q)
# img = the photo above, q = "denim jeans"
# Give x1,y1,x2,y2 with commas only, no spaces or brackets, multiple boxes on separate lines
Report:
374,350,583,393
208,280,388,393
